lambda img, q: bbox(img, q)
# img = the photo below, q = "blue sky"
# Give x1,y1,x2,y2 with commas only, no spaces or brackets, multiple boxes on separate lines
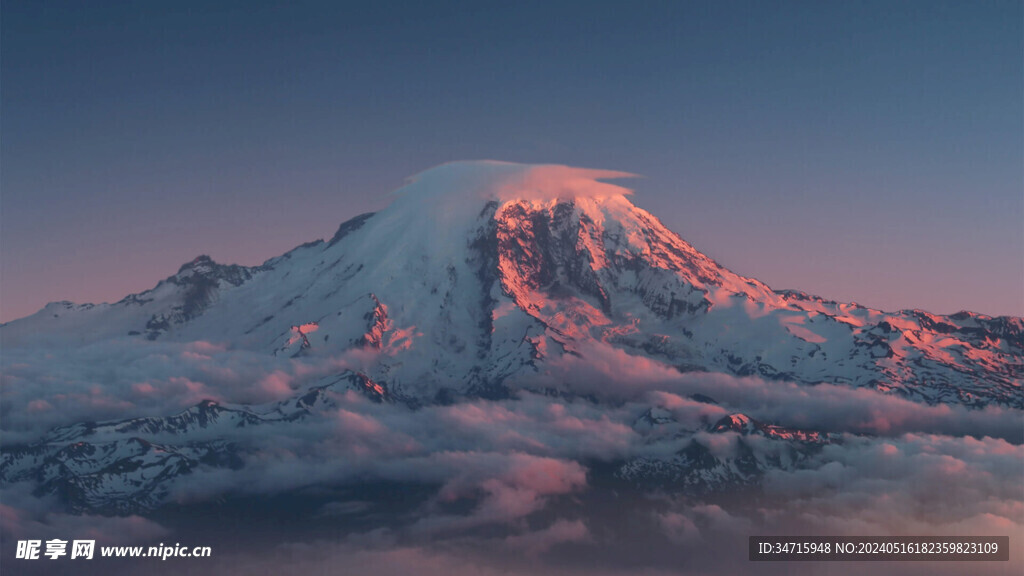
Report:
2,0,1021,320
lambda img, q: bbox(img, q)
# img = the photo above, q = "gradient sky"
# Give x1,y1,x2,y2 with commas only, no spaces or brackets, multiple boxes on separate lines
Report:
2,0,1021,322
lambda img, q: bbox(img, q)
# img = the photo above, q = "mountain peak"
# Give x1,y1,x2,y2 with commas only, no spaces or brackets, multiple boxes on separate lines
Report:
177,254,217,274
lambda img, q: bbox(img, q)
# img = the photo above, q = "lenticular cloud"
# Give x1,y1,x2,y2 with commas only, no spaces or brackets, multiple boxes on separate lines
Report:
395,161,637,204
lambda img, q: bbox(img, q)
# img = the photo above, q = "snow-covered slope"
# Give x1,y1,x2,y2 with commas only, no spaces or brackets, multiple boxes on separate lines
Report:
3,161,1021,407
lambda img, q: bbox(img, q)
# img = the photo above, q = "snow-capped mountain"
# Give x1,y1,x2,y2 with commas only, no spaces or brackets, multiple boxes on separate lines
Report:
2,161,1021,515
5,161,1019,406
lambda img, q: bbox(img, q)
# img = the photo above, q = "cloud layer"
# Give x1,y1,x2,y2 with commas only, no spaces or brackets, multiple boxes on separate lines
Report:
2,332,1021,575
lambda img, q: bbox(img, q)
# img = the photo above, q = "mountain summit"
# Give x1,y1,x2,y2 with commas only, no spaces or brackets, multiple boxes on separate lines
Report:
4,161,1021,407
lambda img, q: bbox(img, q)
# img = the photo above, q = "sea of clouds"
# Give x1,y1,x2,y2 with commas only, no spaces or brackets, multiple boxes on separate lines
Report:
2,335,1021,575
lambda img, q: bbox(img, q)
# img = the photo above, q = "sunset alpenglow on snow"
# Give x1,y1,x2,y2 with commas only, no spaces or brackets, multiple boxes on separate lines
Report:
1,2,1022,576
